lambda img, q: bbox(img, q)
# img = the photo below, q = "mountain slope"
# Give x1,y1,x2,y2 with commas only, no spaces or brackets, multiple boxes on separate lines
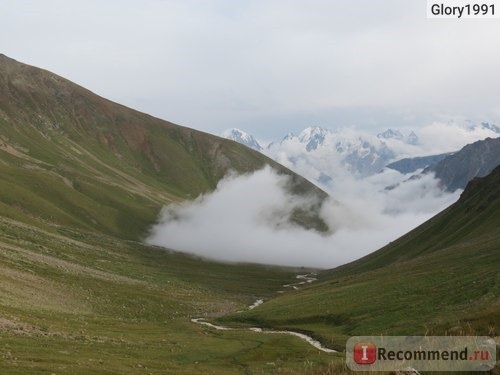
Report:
221,166,500,348
0,55,338,374
386,152,452,174
424,136,500,192
331,164,500,275
0,54,326,239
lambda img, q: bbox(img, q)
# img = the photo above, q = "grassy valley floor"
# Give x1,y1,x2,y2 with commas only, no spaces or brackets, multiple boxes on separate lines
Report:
0,216,345,374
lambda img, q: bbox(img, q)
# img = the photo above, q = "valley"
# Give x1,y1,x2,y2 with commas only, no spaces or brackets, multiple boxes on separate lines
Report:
0,54,498,374
219,167,500,351
0,216,342,374
0,54,340,374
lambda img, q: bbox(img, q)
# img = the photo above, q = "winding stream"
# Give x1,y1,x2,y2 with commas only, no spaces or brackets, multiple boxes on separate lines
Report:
191,273,337,353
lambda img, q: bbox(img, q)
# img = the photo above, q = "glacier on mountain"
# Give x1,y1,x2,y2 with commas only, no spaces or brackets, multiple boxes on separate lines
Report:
222,121,499,189
222,128,263,151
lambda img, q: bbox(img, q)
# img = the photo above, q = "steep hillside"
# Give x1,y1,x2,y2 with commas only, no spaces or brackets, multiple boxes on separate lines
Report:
0,55,337,374
222,166,500,348
0,54,326,239
331,164,500,275
424,136,500,192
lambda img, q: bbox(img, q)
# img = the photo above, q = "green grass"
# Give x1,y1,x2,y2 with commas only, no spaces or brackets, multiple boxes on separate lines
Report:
0,54,327,240
220,168,500,352
0,216,344,374
1,54,499,374
0,54,336,374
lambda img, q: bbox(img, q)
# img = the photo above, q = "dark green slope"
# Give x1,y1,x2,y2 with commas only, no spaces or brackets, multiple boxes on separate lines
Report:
223,166,500,348
330,164,500,276
0,54,326,239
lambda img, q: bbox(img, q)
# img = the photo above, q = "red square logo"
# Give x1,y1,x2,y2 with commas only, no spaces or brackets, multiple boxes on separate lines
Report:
353,342,377,364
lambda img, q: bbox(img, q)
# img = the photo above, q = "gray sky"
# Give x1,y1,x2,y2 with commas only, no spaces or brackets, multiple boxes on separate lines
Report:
2,0,500,138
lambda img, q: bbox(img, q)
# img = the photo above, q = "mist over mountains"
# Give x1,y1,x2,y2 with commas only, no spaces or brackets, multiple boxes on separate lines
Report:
1,53,496,268
223,121,500,191
145,109,499,267
201,121,500,266
147,166,459,267
224,121,499,180
2,0,500,370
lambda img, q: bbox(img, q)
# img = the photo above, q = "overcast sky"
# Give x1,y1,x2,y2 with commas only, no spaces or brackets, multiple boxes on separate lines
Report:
2,0,500,138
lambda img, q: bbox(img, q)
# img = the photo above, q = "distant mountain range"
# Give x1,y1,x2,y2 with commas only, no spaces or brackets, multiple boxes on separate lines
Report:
386,153,452,174
377,128,419,145
224,126,416,177
270,126,399,176
223,123,500,188
0,54,498,373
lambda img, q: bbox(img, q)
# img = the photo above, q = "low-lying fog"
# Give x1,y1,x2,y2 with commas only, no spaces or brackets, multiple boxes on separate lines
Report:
146,166,460,267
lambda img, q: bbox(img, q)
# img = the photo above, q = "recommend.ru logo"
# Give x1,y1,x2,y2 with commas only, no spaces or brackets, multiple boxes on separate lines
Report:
346,336,496,372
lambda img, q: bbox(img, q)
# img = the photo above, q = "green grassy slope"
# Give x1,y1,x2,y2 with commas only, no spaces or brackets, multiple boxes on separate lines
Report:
2,53,497,374
0,216,344,374
222,167,500,349
0,54,326,240
0,54,338,374
329,164,500,276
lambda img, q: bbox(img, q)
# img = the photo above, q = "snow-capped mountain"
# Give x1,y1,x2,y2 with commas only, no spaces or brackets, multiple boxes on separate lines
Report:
296,126,330,151
224,125,420,182
377,129,404,141
407,131,419,145
222,128,263,151
377,128,419,145
222,121,500,190
268,126,398,177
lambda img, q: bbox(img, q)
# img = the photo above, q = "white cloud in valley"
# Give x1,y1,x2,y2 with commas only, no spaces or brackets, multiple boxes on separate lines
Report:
146,166,460,268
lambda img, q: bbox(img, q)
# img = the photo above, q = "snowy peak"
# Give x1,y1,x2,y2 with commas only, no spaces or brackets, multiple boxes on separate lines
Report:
378,128,419,145
224,120,499,187
268,126,398,177
296,126,331,151
222,128,263,151
377,129,404,141
278,126,331,151
282,132,296,142
335,136,396,176
407,131,419,145
297,126,330,142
